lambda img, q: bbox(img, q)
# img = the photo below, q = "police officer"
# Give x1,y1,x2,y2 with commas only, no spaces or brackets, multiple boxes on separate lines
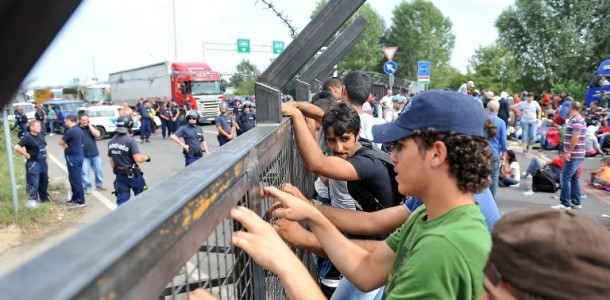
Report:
169,99,181,134
107,116,151,206
14,105,28,138
170,110,210,166
137,100,153,143
236,101,256,136
14,120,50,208
215,102,235,146
58,114,85,207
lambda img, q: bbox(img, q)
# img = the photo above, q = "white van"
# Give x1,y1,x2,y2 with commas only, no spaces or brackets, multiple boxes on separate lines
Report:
77,105,140,140
10,102,35,121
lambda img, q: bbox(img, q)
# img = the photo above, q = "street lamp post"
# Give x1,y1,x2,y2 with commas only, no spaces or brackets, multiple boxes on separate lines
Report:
172,0,178,60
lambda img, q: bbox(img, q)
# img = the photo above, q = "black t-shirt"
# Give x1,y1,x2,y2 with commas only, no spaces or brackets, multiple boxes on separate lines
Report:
80,126,100,158
346,145,402,211
107,134,140,167
174,125,204,150
61,125,83,155
18,133,47,161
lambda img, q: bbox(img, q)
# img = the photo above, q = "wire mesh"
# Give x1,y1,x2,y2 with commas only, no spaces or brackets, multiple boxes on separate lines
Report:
160,124,316,300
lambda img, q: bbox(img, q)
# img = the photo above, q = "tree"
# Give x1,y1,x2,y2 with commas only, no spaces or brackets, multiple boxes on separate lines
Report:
385,0,455,79
428,65,466,90
466,43,522,93
496,0,610,93
311,1,386,75
230,60,259,95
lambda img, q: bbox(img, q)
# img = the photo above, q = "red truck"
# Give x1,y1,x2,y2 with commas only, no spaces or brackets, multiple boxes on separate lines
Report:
109,61,225,122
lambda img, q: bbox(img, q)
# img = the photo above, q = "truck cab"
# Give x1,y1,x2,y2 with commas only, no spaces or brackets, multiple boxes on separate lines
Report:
585,59,610,106
171,62,225,123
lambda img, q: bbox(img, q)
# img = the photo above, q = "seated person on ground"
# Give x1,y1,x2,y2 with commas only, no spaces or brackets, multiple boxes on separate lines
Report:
499,150,520,187
589,157,610,188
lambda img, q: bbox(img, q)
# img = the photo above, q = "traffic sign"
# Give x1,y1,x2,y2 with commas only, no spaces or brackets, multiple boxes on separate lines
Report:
272,41,285,54
383,61,397,75
418,61,430,83
237,38,251,53
383,47,398,61
73,78,80,84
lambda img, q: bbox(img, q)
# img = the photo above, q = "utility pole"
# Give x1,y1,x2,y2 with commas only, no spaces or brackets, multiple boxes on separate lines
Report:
172,0,178,60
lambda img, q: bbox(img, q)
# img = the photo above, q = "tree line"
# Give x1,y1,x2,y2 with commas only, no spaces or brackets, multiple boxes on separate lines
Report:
230,0,610,100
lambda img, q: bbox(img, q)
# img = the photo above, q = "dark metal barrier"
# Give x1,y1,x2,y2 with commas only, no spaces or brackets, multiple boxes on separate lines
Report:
0,120,315,300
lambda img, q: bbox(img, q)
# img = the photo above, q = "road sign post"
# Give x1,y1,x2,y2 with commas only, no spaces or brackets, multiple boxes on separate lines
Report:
417,61,430,84
383,47,398,61
237,38,251,53
272,41,284,54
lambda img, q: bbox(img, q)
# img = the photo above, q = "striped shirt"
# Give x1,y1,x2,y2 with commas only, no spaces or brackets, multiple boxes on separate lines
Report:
563,114,587,160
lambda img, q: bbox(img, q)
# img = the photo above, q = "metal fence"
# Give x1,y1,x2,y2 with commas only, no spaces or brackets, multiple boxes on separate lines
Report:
158,120,316,299
0,119,316,300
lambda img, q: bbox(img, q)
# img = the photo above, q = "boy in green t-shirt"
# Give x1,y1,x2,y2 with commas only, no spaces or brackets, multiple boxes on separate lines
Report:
193,90,493,300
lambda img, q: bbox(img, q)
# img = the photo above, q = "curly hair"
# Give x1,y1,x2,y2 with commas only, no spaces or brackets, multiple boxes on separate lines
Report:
411,129,492,193
485,117,498,140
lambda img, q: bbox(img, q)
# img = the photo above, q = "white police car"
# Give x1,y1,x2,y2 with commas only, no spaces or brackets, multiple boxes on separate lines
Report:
77,105,140,140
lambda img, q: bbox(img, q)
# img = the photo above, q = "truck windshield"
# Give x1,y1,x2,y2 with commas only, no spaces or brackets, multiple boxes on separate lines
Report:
191,81,222,96
84,88,106,102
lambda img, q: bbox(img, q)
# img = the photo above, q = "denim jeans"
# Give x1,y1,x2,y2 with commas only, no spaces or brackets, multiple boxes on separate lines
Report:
489,157,500,199
500,177,519,187
330,277,383,300
521,121,537,143
82,155,104,191
526,157,544,176
560,158,582,207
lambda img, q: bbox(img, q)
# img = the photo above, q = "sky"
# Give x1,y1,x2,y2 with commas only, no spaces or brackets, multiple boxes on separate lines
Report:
25,0,514,87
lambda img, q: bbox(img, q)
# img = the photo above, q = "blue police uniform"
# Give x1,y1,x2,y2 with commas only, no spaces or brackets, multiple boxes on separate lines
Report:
215,114,234,146
62,125,85,205
18,133,50,202
237,112,256,136
174,124,206,166
107,133,147,206
170,104,181,134
138,105,152,142
15,111,28,138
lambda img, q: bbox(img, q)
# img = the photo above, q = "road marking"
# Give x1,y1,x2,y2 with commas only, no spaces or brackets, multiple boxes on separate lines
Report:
204,130,217,134
48,154,117,210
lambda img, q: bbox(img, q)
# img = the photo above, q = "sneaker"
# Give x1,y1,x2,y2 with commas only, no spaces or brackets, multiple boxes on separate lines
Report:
571,204,582,210
145,139,150,143
49,133,55,136
96,187,108,191
510,183,520,188
85,190,92,195
25,200,38,208
551,204,571,210
67,202,86,208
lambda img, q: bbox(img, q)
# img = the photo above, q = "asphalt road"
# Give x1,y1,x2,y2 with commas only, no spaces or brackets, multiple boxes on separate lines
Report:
44,123,222,209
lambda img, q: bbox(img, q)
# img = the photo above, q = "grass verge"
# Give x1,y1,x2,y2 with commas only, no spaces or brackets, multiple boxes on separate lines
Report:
0,125,78,239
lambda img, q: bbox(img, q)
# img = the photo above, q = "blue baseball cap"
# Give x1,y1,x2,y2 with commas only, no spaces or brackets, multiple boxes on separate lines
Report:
372,90,487,143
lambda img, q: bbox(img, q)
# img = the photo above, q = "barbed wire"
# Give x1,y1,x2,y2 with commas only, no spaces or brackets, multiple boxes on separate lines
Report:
255,0,298,39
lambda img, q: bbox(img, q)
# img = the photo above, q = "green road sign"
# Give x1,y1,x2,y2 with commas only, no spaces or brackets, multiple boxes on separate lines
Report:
237,38,250,53
73,78,80,83
272,41,285,55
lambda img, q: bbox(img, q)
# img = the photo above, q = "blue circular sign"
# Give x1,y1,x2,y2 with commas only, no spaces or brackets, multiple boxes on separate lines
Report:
384,61,397,75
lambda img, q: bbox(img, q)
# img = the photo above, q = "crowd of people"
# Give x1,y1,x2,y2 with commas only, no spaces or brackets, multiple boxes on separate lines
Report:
12,96,256,208
187,72,609,300
11,73,610,298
